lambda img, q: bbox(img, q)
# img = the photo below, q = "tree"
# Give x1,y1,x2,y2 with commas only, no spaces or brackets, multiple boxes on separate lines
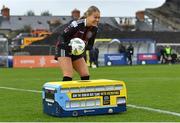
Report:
41,10,52,16
26,10,35,16
16,25,32,33
22,25,32,32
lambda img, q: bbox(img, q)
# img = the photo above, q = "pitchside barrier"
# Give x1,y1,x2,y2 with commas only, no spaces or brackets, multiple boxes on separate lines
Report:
13,55,59,68
137,53,158,65
12,54,159,68
104,53,127,66
43,79,127,117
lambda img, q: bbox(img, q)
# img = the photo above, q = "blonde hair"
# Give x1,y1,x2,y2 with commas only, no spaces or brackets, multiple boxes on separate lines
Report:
81,6,100,19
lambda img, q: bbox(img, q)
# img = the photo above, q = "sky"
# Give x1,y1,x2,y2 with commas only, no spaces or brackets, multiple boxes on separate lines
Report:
0,0,165,17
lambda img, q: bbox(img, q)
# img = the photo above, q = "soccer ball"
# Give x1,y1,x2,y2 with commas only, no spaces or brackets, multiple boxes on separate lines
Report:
142,61,146,65
107,61,112,66
69,38,85,55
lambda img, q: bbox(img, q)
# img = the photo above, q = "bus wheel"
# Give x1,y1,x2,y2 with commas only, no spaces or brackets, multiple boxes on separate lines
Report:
72,111,78,117
108,108,113,113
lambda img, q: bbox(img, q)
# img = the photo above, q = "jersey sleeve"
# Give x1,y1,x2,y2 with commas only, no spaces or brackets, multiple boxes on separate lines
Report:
86,27,98,50
58,19,85,44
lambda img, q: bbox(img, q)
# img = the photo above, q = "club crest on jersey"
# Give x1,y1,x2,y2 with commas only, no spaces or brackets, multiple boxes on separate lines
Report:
70,21,78,27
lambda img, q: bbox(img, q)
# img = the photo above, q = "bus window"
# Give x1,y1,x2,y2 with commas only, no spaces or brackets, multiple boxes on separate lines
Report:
71,101,80,108
105,86,114,91
95,86,105,91
80,100,86,107
80,87,86,92
95,99,101,106
117,97,126,104
86,87,95,92
114,85,123,90
86,100,96,107
70,88,80,93
61,88,69,93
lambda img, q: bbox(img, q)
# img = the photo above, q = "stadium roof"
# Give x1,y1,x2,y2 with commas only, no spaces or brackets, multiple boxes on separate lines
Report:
145,0,180,30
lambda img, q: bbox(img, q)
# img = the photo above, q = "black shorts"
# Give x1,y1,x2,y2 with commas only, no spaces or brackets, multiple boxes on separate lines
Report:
54,41,85,61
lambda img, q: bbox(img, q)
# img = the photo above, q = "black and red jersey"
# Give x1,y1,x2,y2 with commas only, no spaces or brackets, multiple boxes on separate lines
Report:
57,19,98,50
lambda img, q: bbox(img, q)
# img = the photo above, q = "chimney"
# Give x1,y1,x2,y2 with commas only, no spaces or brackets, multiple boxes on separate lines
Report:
1,5,10,20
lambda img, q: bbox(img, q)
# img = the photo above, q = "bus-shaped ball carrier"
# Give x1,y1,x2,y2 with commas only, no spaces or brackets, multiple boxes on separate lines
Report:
42,79,127,117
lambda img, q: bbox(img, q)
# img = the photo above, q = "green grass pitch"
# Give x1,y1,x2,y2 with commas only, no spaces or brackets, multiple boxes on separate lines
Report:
0,65,180,122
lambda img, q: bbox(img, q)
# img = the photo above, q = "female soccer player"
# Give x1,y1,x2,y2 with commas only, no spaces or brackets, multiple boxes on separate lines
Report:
55,6,100,81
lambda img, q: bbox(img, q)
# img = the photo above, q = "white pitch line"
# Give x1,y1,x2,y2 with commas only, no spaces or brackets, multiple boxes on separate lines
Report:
1,86,180,117
0,86,42,93
127,104,180,117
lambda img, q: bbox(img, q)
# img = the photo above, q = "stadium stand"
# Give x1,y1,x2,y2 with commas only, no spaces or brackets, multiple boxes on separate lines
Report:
145,0,180,31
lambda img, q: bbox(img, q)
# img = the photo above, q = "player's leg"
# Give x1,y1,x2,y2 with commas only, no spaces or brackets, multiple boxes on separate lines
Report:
58,57,73,81
130,55,132,65
72,57,90,80
55,41,74,81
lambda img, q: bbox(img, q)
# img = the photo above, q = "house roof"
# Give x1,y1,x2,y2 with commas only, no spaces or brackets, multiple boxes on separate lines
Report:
0,15,120,30
0,16,72,30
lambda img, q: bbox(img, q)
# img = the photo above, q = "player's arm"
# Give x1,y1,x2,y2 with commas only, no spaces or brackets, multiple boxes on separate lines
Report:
86,28,98,50
58,20,85,43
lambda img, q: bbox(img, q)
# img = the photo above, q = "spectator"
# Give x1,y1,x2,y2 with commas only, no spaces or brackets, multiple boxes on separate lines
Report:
126,44,134,65
171,52,177,64
71,8,80,22
89,47,99,68
164,45,172,64
159,46,166,64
